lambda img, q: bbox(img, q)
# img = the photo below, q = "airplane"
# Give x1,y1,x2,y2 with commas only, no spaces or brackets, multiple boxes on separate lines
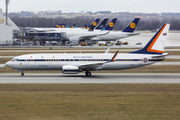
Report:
6,24,170,77
26,18,138,44
26,18,139,44
32,18,100,31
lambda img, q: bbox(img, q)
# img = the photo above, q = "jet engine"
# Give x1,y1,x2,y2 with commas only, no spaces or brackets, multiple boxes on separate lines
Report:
62,65,79,74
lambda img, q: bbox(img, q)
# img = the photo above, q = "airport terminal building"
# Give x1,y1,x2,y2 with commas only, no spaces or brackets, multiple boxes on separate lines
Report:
0,8,19,44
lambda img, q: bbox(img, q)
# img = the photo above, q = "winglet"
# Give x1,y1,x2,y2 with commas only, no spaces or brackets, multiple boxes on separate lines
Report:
109,50,119,62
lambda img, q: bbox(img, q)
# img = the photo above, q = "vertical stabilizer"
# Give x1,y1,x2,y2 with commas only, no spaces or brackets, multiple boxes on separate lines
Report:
122,18,140,33
130,24,170,54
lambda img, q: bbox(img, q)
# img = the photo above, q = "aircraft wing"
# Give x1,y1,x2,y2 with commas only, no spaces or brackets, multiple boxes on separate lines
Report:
78,62,106,69
78,31,110,40
78,50,119,69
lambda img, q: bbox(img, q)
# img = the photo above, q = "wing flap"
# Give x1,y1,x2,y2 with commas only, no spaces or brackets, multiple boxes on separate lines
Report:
78,50,119,69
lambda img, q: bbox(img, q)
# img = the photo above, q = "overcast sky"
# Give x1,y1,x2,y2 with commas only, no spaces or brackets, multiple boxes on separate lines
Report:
0,0,179,13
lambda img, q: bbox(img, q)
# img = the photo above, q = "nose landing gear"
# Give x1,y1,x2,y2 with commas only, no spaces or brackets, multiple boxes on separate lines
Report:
21,72,24,76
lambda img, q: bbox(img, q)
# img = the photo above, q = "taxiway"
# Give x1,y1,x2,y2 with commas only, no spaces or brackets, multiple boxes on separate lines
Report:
0,73,179,84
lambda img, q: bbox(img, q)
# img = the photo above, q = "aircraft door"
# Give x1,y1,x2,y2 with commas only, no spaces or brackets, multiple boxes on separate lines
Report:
138,56,142,65
24,57,30,69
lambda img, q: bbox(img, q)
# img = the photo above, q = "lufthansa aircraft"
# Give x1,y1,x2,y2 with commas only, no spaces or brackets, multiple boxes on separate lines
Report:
29,18,139,43
6,24,170,77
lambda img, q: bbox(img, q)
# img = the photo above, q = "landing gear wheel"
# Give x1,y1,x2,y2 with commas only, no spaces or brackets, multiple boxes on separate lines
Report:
85,71,91,77
21,72,24,76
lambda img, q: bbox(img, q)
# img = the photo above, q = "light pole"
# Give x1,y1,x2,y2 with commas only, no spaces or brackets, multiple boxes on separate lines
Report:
6,0,10,25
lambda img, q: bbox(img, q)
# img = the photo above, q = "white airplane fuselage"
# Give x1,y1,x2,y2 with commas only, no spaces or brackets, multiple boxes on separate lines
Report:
32,28,139,41
6,53,163,71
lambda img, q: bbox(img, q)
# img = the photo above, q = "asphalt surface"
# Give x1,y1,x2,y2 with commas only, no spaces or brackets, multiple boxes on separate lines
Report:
0,73,180,84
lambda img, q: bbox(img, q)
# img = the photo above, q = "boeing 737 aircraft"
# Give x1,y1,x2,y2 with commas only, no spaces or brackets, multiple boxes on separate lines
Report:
6,24,170,77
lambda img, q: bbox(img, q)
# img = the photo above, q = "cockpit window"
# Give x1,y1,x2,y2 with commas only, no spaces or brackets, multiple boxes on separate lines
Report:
11,59,18,61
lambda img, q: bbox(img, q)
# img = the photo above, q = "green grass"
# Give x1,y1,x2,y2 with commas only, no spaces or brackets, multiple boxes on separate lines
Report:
0,84,180,120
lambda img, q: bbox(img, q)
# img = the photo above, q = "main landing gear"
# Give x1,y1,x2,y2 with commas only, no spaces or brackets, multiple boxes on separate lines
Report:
21,72,24,76
85,71,91,77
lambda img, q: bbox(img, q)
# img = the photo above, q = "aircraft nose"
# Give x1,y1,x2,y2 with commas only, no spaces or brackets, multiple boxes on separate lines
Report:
5,61,11,67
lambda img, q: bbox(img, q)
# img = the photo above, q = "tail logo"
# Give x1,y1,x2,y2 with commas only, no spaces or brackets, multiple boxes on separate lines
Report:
72,26,74,28
93,22,97,26
109,22,114,27
87,27,90,29
0,18,4,24
130,22,136,29
62,25,65,28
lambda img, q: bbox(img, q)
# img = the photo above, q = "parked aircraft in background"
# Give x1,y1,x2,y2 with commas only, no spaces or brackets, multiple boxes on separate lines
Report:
26,18,139,43
6,24,170,77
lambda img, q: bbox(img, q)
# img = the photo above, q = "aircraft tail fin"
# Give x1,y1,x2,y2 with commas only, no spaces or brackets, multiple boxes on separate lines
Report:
55,23,62,28
61,24,66,28
95,18,108,30
82,25,87,29
104,18,117,31
88,18,100,31
87,25,91,30
122,18,140,33
72,24,76,28
130,24,170,55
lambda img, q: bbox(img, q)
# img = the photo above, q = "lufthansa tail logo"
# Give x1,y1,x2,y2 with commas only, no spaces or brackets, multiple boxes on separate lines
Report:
130,22,136,29
0,18,4,24
109,22,114,27
62,25,65,28
93,22,97,26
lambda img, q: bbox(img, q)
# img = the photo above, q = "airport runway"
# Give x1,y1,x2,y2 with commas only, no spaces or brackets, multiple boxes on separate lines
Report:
0,73,180,84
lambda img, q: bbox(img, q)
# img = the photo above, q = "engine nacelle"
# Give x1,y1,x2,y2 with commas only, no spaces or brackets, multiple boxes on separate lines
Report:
62,65,79,74
69,37,80,44
91,37,101,41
